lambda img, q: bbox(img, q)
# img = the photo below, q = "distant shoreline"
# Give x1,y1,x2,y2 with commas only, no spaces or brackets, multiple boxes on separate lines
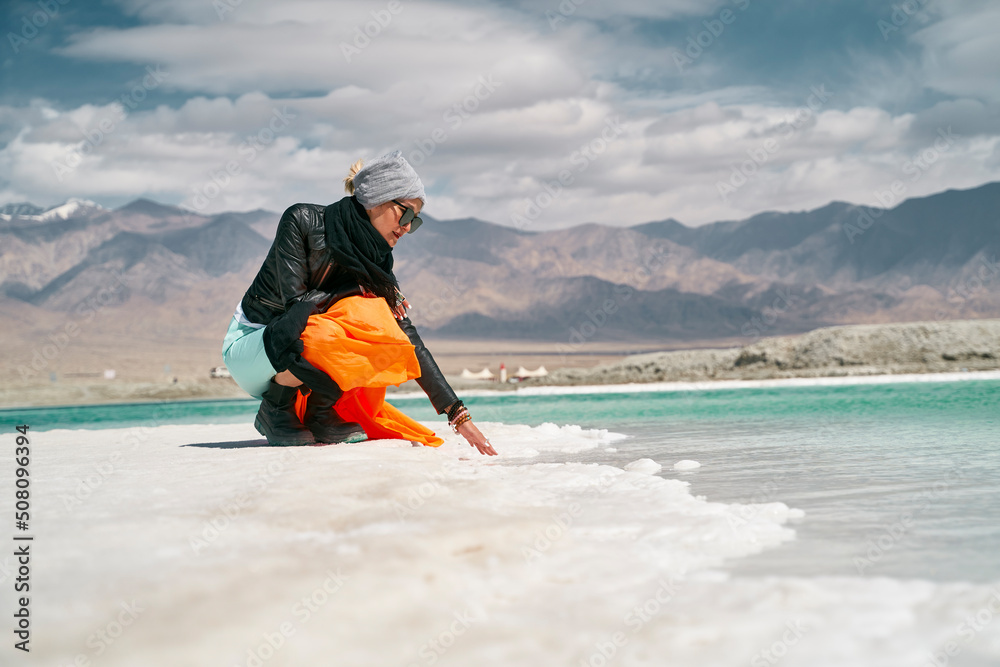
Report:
417,368,1000,399
4,368,998,412
3,319,997,409
513,318,1000,389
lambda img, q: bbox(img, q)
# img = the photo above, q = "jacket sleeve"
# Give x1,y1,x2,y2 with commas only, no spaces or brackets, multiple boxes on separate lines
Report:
274,204,313,307
395,316,458,415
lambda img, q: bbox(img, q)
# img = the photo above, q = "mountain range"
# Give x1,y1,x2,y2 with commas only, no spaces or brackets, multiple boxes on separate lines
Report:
1,183,998,361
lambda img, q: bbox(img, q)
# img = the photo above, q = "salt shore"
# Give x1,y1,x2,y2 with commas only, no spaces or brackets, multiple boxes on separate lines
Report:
5,421,1000,666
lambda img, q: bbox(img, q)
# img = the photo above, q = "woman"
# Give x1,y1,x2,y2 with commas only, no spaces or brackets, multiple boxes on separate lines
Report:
222,150,496,456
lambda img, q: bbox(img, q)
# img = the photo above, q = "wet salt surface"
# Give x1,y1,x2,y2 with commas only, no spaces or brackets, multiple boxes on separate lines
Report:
592,414,1000,585
5,417,999,666
480,380,1000,584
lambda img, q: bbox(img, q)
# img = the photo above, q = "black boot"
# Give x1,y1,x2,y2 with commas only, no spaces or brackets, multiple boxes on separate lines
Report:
304,387,367,444
254,380,316,445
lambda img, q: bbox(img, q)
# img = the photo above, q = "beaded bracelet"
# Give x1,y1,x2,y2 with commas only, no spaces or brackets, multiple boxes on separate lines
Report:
451,413,472,432
446,401,466,422
449,404,470,432
449,408,469,426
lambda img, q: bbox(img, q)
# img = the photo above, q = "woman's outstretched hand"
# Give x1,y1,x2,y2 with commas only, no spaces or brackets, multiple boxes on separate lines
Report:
456,420,497,456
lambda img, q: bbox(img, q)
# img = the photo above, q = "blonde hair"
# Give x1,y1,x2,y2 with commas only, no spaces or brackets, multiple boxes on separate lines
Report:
343,159,364,195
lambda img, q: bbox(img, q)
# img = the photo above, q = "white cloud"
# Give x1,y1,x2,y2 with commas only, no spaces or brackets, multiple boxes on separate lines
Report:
4,80,1000,228
503,0,727,22
61,2,580,98
908,98,1000,142
911,2,1000,103
110,0,225,23
3,0,999,228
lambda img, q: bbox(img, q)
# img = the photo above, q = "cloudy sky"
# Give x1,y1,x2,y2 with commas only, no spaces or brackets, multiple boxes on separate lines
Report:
1,0,998,228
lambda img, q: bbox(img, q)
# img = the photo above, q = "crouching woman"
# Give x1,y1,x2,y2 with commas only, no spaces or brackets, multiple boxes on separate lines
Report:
221,151,496,456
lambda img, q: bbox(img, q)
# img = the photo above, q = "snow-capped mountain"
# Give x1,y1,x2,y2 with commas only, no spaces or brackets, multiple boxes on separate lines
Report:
0,199,105,222
0,202,46,217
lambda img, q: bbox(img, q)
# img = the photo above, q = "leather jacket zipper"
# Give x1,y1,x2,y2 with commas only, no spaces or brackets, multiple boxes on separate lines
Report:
256,294,284,310
255,263,331,312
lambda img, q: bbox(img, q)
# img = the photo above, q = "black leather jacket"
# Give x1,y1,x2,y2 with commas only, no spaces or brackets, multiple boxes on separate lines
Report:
240,201,458,414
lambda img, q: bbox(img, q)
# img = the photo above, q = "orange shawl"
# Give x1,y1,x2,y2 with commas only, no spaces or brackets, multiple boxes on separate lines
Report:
292,296,443,447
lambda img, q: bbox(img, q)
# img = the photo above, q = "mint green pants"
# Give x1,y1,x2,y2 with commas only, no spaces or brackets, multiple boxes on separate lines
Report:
221,316,276,400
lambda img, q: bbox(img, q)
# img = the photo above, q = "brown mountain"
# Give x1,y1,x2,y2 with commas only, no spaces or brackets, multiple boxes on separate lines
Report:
1,183,998,376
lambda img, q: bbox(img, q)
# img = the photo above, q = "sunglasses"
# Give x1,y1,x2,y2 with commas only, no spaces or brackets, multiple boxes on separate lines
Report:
392,200,423,233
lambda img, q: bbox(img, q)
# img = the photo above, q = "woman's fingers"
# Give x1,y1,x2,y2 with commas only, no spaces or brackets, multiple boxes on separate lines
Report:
457,421,496,456
472,440,496,456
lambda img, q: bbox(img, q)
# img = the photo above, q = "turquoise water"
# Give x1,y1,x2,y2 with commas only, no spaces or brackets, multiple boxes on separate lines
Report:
0,398,261,432
2,379,997,582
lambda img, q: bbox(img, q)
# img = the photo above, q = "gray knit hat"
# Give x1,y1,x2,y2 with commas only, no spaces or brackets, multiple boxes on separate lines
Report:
352,150,426,209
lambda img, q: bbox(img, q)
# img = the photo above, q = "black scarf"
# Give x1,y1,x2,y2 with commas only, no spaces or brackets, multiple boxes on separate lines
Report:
323,195,398,304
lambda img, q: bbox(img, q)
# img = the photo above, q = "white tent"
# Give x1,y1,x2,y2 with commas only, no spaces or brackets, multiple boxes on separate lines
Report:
460,368,496,380
513,365,549,378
